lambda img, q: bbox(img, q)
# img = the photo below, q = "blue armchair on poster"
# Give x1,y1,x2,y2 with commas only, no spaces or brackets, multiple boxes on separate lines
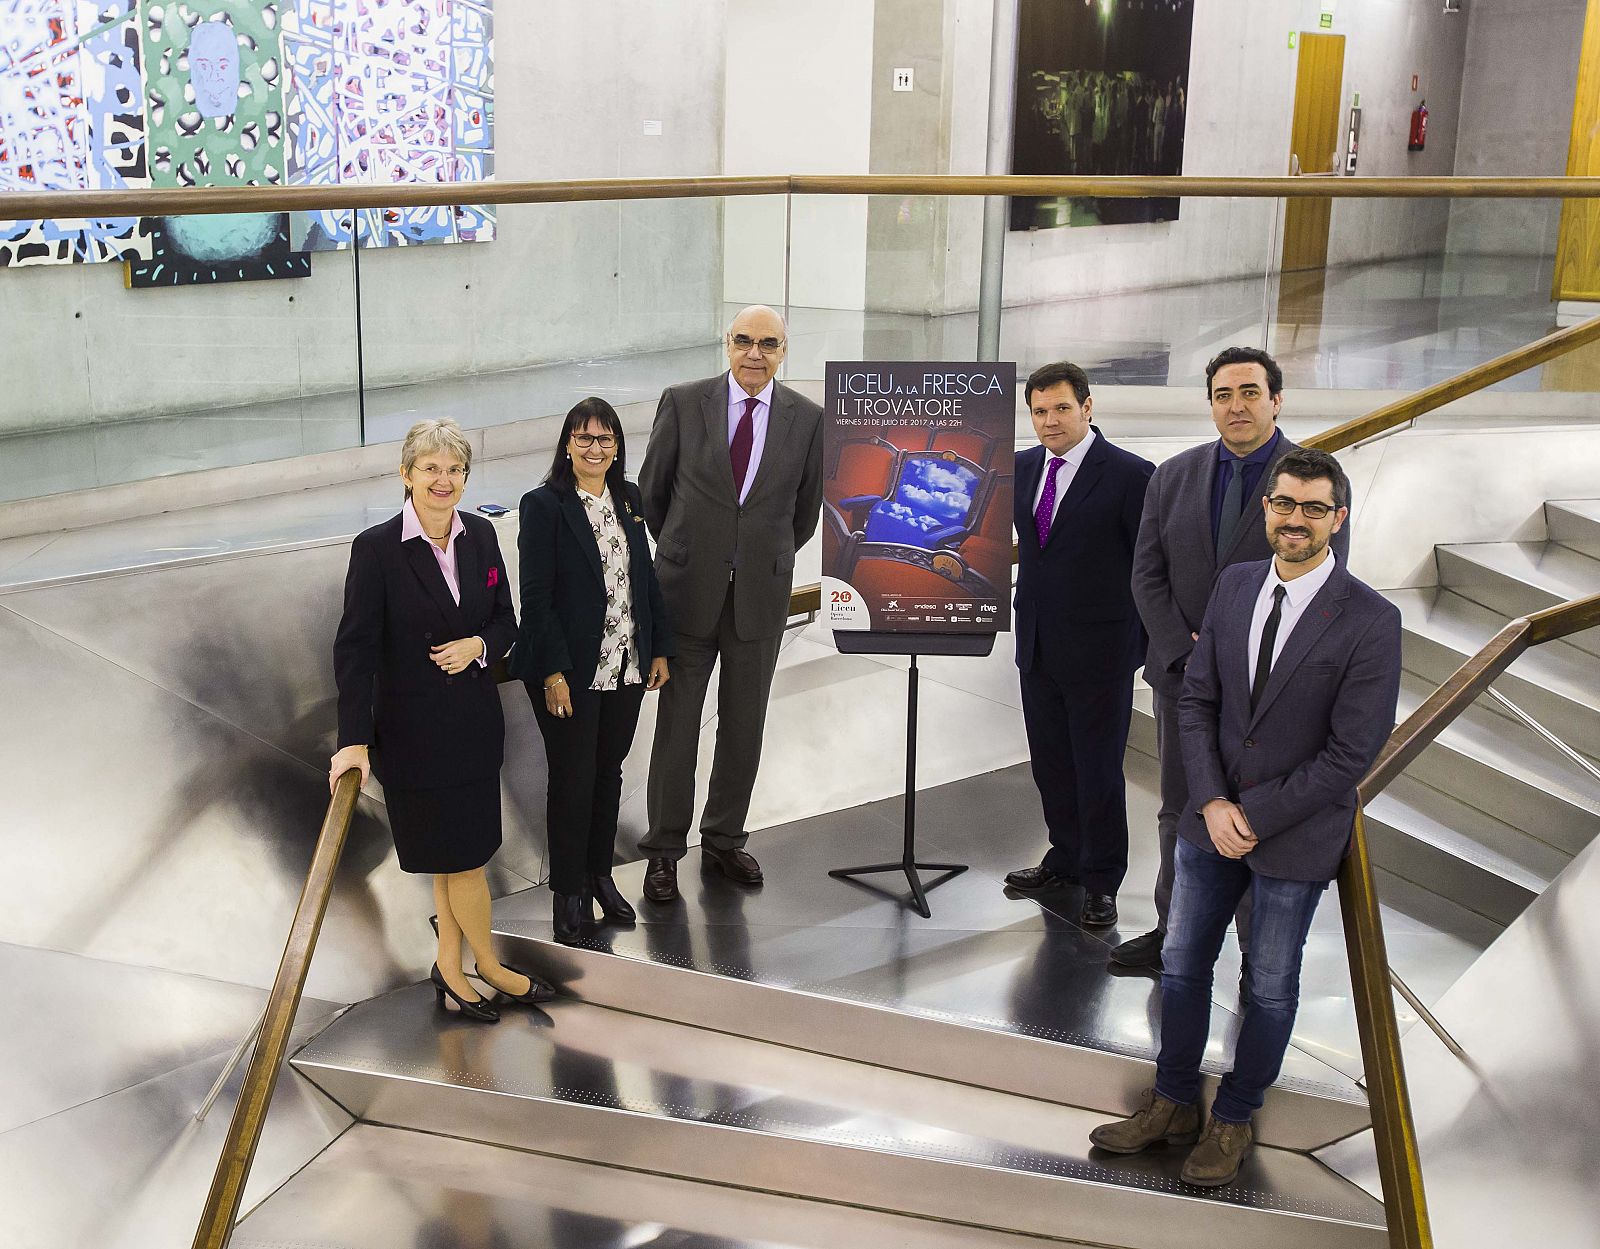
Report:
862,454,983,550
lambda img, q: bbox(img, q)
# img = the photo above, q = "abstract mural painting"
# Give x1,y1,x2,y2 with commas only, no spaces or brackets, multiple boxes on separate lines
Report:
1,0,493,275
125,0,308,285
0,0,152,266
284,0,494,250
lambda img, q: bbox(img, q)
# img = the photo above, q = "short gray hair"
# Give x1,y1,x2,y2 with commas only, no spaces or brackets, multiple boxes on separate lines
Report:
400,418,472,498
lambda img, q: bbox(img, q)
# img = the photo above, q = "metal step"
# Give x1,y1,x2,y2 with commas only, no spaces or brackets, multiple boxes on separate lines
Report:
1393,671,1600,859
1547,498,1600,558
1436,541,1600,658
293,987,1386,1249
1364,775,1564,927
1390,586,1600,758
235,1122,1056,1249
488,873,1369,1153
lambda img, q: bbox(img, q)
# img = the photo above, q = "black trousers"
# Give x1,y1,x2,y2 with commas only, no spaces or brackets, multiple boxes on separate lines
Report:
1019,656,1134,897
528,679,647,896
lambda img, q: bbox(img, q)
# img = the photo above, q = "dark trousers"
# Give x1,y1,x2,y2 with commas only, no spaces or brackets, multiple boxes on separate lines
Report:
640,584,783,859
1152,687,1253,951
1019,656,1133,897
528,680,646,896
1155,837,1327,1123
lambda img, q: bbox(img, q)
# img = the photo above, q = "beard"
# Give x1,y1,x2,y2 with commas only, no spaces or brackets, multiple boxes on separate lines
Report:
1269,524,1328,564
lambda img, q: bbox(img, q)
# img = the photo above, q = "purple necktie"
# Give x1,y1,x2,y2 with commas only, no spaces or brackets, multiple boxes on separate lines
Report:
1034,456,1065,547
730,396,757,497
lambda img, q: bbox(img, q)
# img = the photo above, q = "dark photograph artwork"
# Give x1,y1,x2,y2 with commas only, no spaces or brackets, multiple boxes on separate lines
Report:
1010,0,1195,230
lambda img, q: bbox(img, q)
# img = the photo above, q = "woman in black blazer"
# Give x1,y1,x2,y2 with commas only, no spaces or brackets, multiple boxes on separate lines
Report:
509,397,674,943
331,418,554,1021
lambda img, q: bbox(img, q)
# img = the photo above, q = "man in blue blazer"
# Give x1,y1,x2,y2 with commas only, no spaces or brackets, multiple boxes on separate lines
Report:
1004,362,1155,928
1090,448,1401,1187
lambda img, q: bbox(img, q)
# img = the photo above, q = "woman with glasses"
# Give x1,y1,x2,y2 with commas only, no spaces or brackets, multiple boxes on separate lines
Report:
331,418,556,1021
509,397,673,943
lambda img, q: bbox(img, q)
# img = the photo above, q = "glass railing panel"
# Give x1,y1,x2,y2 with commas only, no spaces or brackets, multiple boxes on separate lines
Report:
350,193,788,446
0,213,361,505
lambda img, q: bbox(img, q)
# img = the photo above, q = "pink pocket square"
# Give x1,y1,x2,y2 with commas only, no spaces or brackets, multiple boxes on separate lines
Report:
486,567,500,588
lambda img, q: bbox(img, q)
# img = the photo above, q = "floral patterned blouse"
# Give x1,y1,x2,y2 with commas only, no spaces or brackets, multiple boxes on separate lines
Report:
579,487,642,690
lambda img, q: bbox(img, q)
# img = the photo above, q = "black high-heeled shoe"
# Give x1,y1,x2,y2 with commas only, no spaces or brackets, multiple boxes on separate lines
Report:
430,963,499,1022
589,874,636,925
552,891,591,945
484,965,558,1006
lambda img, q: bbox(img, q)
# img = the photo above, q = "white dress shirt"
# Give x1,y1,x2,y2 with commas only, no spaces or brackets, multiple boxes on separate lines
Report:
1030,424,1097,531
1246,550,1338,681
726,373,773,504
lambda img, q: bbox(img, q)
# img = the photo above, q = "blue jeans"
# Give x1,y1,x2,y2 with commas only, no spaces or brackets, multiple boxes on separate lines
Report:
1154,837,1328,1124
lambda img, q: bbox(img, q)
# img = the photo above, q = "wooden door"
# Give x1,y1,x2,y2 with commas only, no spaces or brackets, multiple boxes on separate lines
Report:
1282,34,1346,273
1554,0,1600,299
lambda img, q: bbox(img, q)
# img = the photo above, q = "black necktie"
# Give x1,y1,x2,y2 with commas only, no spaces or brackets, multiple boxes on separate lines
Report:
1215,457,1245,556
1251,585,1287,712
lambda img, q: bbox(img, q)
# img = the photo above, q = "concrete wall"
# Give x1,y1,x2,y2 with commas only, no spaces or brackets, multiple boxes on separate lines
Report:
723,0,874,311
3,0,729,435
1446,0,1587,257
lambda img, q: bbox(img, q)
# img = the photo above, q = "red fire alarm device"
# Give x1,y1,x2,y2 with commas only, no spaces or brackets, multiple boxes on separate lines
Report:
1408,101,1428,152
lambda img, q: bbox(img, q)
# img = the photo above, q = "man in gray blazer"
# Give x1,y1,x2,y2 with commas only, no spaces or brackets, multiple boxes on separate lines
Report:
1091,448,1400,1186
1114,347,1349,974
636,305,824,901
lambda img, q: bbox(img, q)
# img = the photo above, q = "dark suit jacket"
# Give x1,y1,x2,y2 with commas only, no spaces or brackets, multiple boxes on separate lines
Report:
507,480,675,689
334,510,518,788
1133,431,1351,698
1014,432,1155,683
1177,558,1401,881
639,374,824,640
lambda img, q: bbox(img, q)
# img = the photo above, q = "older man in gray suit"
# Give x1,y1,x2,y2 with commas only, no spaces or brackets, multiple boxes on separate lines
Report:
1113,347,1349,974
636,305,824,901
1091,447,1400,1185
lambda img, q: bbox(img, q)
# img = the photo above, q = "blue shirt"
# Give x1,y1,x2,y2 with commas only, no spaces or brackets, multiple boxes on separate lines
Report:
1209,427,1282,550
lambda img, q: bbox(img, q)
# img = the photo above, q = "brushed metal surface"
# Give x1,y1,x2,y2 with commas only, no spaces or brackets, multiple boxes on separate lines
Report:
1547,498,1600,558
294,986,1385,1249
236,1122,1062,1249
0,943,339,1134
1320,828,1600,1249
1437,542,1600,658
486,786,1370,1152
0,1011,350,1249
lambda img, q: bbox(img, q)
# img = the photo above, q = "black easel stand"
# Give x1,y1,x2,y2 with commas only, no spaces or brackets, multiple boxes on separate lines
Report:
829,654,969,918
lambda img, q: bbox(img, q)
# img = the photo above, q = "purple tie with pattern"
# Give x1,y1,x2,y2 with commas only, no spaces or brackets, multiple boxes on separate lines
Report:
1034,456,1065,547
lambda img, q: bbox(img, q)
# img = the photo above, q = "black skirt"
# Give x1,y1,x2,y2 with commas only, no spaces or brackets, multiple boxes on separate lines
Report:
384,778,503,874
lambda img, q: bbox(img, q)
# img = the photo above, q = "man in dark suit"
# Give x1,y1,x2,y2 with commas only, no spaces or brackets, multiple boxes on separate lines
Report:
1003,362,1155,927
1090,448,1400,1186
637,305,825,901
1113,346,1350,973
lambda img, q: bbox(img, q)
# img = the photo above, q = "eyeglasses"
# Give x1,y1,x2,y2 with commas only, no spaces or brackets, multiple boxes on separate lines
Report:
412,463,468,480
729,333,786,355
571,433,617,449
1267,495,1337,519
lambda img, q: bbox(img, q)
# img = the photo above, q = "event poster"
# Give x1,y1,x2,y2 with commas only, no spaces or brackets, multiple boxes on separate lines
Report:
822,362,1015,637
1010,0,1195,230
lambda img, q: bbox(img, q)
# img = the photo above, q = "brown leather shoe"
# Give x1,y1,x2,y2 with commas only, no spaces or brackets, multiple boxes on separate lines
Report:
642,856,679,903
1089,1088,1201,1154
702,844,763,884
1181,1116,1254,1187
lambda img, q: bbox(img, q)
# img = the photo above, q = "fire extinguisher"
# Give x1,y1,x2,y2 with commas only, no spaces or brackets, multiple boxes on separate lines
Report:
1408,101,1428,152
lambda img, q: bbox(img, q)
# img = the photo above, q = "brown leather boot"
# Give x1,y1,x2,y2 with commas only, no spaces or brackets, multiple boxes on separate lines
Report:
1180,1115,1255,1187
1089,1089,1201,1154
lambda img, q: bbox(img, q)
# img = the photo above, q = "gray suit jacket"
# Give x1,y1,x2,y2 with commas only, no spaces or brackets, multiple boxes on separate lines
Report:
1177,559,1401,881
1132,431,1350,698
639,373,824,640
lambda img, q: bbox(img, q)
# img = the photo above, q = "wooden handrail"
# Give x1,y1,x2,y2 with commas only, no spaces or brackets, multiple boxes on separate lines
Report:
192,767,360,1249
1305,314,1600,454
12,173,1600,222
